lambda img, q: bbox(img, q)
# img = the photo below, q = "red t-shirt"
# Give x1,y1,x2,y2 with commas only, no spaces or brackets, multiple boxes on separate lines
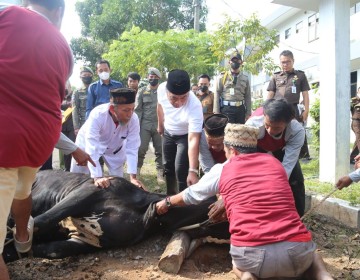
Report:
219,153,311,247
0,6,72,167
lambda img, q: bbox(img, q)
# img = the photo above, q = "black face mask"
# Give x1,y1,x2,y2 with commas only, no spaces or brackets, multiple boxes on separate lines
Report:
81,76,93,85
231,62,241,70
149,79,159,86
199,85,208,92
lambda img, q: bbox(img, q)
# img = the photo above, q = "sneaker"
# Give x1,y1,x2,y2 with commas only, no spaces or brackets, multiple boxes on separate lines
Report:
13,216,34,253
157,169,165,185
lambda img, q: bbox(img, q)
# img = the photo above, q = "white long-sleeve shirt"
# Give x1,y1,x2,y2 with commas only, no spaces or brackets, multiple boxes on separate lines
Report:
73,103,140,178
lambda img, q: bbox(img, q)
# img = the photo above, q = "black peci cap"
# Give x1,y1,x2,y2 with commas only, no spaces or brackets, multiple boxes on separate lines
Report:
110,88,136,104
204,114,229,137
166,69,190,95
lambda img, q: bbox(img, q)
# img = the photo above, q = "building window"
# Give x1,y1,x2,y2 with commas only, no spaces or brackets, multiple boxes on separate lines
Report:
308,13,319,42
275,34,280,44
296,21,303,34
285,28,291,39
350,2,360,15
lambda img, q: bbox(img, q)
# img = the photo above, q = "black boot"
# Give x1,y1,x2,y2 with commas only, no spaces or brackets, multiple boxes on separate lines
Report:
166,176,178,195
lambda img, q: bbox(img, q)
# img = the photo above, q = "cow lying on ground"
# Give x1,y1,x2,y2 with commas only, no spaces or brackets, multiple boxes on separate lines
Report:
3,170,229,262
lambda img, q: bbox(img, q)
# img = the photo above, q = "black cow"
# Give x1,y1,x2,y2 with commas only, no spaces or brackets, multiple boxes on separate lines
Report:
3,170,229,262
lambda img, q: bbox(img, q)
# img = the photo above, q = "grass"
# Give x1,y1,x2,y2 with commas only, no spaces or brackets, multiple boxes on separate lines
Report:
301,158,360,207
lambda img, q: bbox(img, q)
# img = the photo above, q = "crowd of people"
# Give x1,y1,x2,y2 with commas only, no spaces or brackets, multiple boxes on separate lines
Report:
0,1,358,279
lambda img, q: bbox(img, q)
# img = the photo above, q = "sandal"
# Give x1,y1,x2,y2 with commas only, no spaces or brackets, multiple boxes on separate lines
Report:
12,216,34,253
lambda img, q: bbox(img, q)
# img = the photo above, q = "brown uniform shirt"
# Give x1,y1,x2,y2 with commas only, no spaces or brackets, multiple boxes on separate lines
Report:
197,91,214,120
215,71,251,116
267,70,310,104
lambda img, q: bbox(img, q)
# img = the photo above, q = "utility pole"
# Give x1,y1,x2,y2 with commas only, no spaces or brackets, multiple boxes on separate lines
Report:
193,0,200,32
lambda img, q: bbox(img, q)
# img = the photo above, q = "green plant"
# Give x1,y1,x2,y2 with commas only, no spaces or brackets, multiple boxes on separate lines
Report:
309,85,320,151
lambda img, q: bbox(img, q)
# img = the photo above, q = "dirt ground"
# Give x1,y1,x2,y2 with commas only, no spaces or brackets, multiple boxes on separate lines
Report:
6,214,360,280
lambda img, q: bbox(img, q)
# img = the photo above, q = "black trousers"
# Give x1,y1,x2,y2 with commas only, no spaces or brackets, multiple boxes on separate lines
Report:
220,105,246,124
162,131,189,193
266,149,305,217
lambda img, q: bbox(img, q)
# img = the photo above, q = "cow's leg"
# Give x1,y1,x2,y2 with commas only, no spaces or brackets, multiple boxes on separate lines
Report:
32,238,99,259
3,238,98,262
34,188,99,233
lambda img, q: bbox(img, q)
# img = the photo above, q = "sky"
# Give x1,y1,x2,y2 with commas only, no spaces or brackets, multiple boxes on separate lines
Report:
61,0,279,86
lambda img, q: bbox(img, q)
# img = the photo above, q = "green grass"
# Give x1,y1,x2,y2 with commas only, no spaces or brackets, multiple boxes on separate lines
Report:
301,158,360,207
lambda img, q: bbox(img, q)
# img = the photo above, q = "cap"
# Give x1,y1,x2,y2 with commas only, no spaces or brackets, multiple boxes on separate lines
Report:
230,52,242,61
80,66,94,75
148,67,162,79
166,69,190,95
204,114,229,138
224,124,259,148
110,88,136,104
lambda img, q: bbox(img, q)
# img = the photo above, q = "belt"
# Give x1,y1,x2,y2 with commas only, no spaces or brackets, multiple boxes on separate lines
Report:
222,100,244,107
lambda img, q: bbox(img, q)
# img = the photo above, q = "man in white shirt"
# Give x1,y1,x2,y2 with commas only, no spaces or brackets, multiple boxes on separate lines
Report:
157,69,203,194
71,88,144,189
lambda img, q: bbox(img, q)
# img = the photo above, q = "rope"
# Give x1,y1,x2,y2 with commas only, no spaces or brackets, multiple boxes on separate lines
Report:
301,188,338,221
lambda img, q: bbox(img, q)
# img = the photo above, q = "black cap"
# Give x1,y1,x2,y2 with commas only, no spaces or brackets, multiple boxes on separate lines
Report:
166,69,190,95
204,114,229,137
110,88,136,104
230,52,242,61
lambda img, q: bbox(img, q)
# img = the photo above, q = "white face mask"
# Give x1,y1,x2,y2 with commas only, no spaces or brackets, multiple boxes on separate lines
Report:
99,71,110,81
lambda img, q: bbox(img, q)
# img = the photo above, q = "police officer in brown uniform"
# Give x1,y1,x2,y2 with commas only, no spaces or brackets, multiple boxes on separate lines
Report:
196,74,214,120
267,50,311,159
350,86,360,163
214,52,251,124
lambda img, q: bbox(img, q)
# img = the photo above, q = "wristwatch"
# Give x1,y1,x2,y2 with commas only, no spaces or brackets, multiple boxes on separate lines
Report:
165,196,172,208
188,168,199,175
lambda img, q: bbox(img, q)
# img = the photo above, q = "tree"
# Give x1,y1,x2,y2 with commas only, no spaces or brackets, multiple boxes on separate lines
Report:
210,15,278,75
103,26,217,82
71,0,208,65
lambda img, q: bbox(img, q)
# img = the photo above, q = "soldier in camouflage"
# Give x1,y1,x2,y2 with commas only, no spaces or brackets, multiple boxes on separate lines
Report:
135,67,164,184
72,66,94,135
214,52,251,124
350,87,360,163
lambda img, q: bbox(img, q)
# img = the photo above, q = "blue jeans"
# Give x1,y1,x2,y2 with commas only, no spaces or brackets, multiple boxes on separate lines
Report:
163,131,189,194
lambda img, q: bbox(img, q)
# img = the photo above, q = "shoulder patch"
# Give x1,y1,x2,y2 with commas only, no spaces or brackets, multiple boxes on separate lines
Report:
273,71,281,74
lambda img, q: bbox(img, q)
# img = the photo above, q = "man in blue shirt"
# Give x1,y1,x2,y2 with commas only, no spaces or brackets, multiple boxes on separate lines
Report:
86,59,123,119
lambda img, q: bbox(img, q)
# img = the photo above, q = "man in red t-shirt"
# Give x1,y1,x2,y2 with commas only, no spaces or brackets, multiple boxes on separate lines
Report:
156,124,333,279
0,1,72,278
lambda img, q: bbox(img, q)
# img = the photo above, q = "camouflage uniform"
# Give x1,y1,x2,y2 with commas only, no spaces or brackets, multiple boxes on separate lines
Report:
135,85,163,171
215,71,251,124
350,96,360,160
72,85,88,131
197,91,214,120
267,70,311,159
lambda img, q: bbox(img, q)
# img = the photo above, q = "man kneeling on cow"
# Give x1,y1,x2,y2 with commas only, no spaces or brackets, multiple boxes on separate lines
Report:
70,88,145,189
156,124,333,280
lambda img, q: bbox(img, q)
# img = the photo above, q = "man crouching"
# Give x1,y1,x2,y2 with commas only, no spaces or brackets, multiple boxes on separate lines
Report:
156,124,332,280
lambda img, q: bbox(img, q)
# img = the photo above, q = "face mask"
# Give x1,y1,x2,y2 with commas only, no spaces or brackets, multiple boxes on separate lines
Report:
99,71,110,81
81,76,93,85
149,79,159,86
231,62,241,70
199,85,208,92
